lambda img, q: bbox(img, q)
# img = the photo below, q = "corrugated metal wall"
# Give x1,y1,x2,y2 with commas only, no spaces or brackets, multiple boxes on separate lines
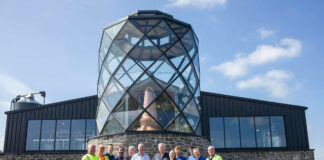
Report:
200,91,309,150
4,95,97,153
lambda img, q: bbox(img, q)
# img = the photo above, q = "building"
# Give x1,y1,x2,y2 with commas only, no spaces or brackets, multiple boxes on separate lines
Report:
1,10,314,160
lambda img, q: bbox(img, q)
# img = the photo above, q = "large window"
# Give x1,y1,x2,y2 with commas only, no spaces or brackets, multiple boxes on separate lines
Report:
209,116,286,149
25,119,97,151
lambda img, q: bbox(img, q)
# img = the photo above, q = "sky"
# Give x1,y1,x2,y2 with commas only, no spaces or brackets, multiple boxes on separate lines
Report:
0,0,323,158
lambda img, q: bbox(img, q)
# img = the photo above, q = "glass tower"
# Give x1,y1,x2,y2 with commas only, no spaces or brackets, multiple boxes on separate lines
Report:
97,10,201,136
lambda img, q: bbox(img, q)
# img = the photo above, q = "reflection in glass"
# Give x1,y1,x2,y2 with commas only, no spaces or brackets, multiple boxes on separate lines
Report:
166,20,189,38
183,99,200,130
270,116,286,147
70,120,86,150
255,117,271,147
224,117,240,148
98,66,111,96
40,120,56,150
240,117,256,148
104,43,127,74
102,79,125,111
26,120,41,151
105,21,126,40
102,115,125,134
167,114,192,133
85,119,97,149
166,76,191,110
96,101,110,133
55,120,70,150
128,112,162,131
210,117,224,148
114,21,144,53
99,32,113,61
147,21,178,52
181,30,197,58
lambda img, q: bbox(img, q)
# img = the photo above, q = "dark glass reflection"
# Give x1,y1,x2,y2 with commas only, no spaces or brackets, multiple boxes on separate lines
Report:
40,120,56,150
270,116,286,147
255,117,271,147
85,119,97,149
240,117,256,148
55,120,70,150
70,120,86,150
26,120,41,151
210,117,225,148
224,117,240,148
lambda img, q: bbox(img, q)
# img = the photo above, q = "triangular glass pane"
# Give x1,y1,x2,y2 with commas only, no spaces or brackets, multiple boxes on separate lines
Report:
194,87,201,107
114,57,143,90
193,53,200,79
193,32,199,46
102,79,125,111
99,33,113,61
147,93,180,128
148,55,177,89
165,41,188,69
181,30,197,58
105,21,126,40
179,56,190,73
114,21,144,54
167,114,192,133
166,76,191,110
129,37,162,69
104,43,126,74
195,121,202,135
182,64,197,92
98,66,111,96
130,19,161,34
112,93,143,129
166,20,189,38
101,115,125,134
127,112,162,131
183,99,200,130
147,20,178,52
128,74,163,109
96,101,110,133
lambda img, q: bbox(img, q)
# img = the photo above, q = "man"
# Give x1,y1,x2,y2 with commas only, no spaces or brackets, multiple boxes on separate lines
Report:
124,146,136,160
131,143,150,160
193,148,205,160
187,147,195,160
206,146,222,160
105,144,115,160
82,144,99,160
115,147,125,160
152,143,169,160
98,145,108,160
174,146,186,160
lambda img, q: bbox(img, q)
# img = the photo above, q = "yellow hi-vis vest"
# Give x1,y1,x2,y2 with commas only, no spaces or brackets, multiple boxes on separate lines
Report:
82,153,100,160
206,154,223,160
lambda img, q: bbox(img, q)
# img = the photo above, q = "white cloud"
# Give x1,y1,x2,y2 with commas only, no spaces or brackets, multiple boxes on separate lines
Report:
257,27,275,39
237,70,294,98
210,38,302,79
166,0,227,8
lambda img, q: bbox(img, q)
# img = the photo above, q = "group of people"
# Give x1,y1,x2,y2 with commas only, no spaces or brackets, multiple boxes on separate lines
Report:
82,143,222,160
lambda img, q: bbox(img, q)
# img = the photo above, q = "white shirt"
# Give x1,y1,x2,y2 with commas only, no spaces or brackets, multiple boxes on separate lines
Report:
131,153,150,160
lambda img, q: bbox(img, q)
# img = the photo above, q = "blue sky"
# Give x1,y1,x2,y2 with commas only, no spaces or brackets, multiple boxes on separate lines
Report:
0,0,323,158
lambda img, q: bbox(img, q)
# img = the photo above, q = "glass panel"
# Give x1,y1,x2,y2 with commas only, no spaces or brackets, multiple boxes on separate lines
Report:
114,21,144,53
148,55,177,89
147,93,180,128
85,119,97,149
115,56,143,86
224,117,240,148
129,37,162,69
130,19,161,34
165,41,188,70
105,21,126,40
102,79,125,111
194,87,200,107
104,43,126,74
40,120,56,150
183,99,200,130
26,120,41,151
55,120,70,150
255,117,271,148
128,74,163,108
270,116,286,147
112,94,143,129
210,117,225,148
96,101,110,133
240,117,256,148
102,115,125,134
166,76,191,110
167,114,192,133
195,121,202,135
147,20,178,52
181,30,197,58
166,20,189,38
182,64,198,92
128,112,162,131
99,32,113,60
193,53,200,79
70,119,86,150
98,66,111,96
179,56,190,72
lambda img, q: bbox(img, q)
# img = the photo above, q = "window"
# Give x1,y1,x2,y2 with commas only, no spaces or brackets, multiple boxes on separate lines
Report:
40,120,56,150
85,119,97,149
209,116,286,149
70,119,86,150
209,117,224,148
26,120,41,151
55,120,70,150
